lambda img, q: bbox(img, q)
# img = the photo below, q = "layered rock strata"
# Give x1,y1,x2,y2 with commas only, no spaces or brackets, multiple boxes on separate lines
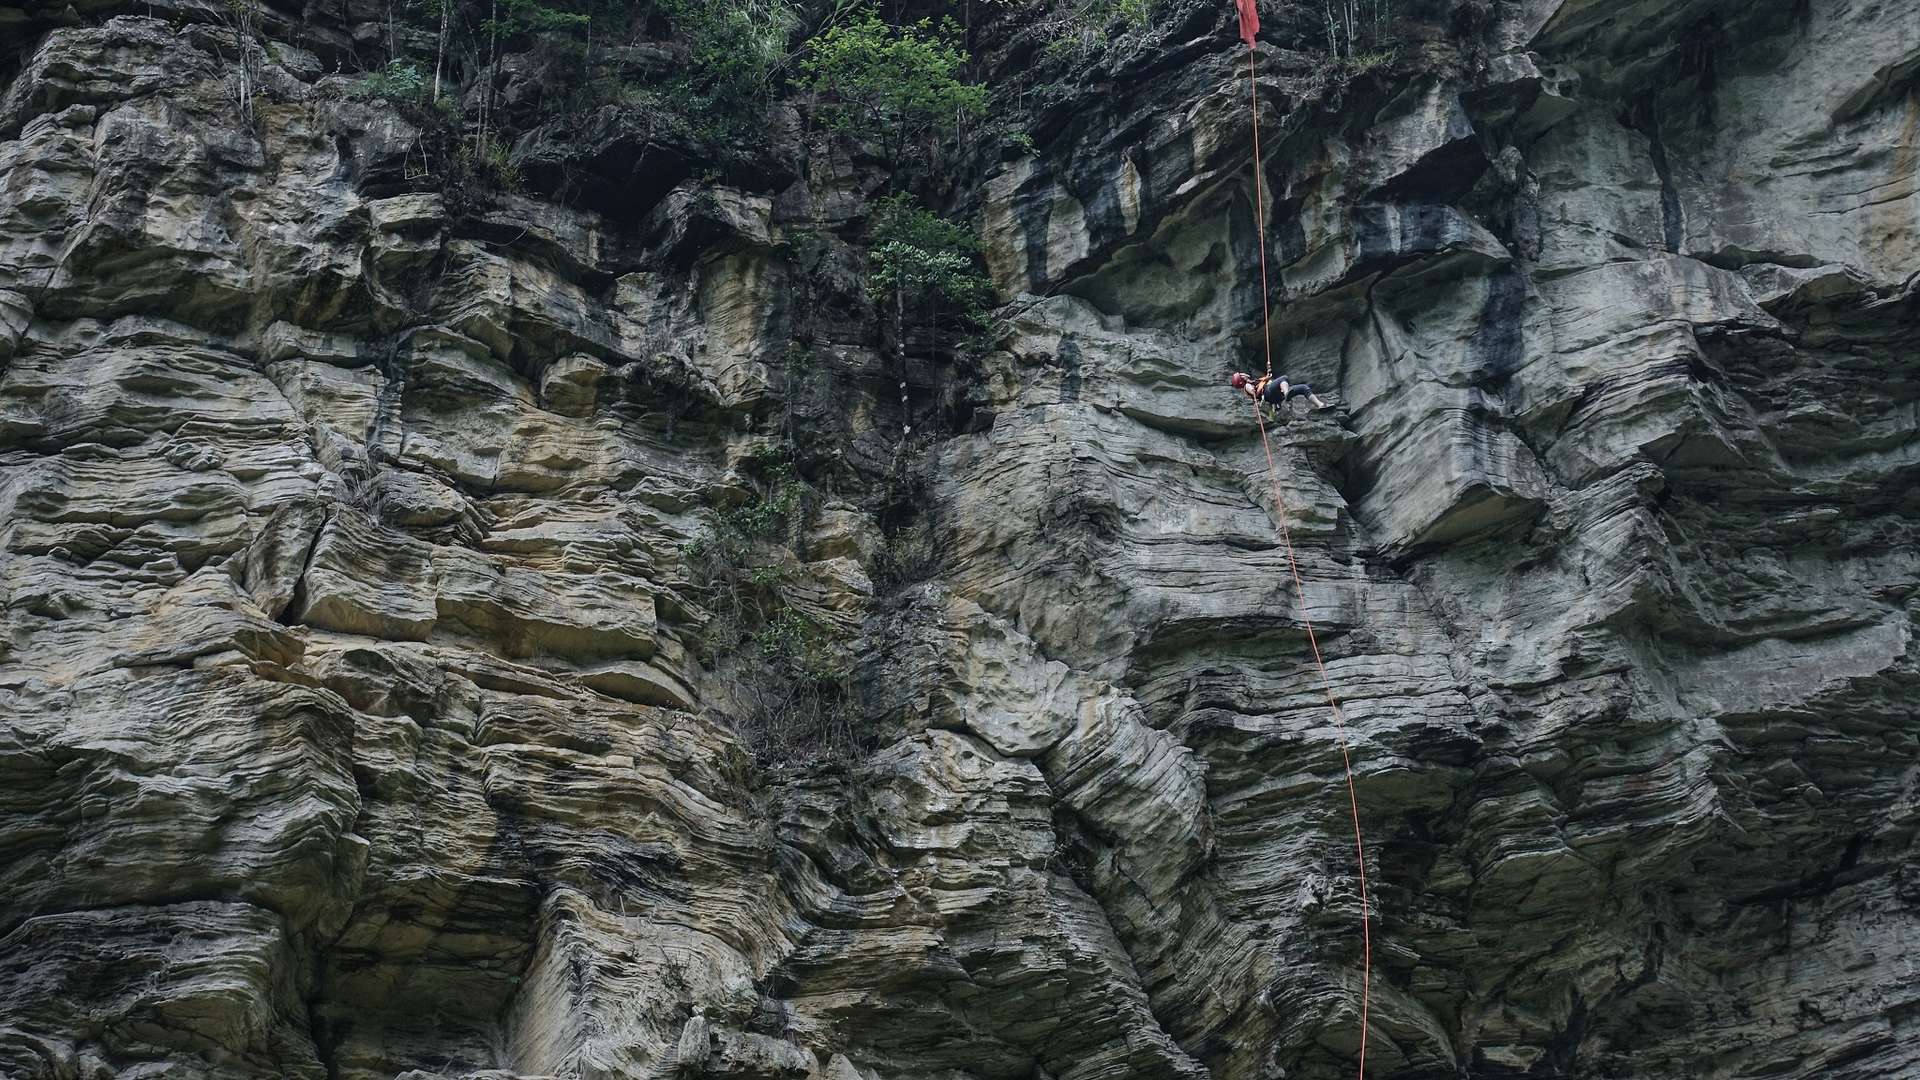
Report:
1,2,1917,1079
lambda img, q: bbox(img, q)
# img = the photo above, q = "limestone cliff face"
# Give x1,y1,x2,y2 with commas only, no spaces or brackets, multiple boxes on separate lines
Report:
1,1,1917,1078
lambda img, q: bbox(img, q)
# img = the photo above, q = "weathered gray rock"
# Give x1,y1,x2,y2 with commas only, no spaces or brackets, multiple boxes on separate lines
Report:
0,902,329,1079
2,3,1918,1080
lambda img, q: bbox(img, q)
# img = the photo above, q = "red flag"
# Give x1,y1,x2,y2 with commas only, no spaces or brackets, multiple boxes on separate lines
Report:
1236,0,1259,45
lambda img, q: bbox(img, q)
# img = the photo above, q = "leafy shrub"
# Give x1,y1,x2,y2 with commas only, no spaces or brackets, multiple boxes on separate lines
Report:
358,59,428,102
800,10,986,164
868,193,994,332
683,444,864,773
455,134,523,193
482,0,593,36
872,515,939,586
753,608,846,688
659,0,802,138
1037,0,1152,61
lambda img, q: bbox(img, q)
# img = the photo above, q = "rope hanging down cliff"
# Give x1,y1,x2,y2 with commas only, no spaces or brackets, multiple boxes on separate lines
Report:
1235,0,1374,1073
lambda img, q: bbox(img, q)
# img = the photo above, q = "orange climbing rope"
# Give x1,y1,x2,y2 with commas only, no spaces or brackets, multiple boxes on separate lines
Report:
1248,43,1274,380
1251,401,1373,1077
1239,4,1374,1074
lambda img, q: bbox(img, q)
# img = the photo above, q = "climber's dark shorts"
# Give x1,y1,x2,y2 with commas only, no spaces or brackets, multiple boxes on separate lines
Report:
1261,379,1314,406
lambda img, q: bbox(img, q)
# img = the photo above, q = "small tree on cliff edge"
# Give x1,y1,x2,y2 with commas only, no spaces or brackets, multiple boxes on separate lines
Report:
799,10,987,173
869,193,991,362
802,10,988,430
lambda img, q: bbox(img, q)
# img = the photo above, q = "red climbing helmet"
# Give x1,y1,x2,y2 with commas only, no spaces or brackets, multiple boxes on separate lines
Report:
1230,372,1250,389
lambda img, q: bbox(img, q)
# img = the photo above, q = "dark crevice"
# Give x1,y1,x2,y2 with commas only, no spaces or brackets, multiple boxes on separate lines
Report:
278,507,334,627
1732,832,1889,905
1636,108,1686,255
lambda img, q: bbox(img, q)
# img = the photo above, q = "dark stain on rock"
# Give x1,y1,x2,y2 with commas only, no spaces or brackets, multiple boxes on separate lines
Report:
1273,194,1309,266
1351,202,1398,271
1228,189,1266,332
1473,267,1527,391
1058,333,1083,403
1674,14,1723,127
1065,144,1121,247
1642,113,1687,254
1018,171,1054,293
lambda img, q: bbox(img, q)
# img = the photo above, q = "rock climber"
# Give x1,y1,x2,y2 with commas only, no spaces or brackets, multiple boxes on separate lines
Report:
1230,371,1328,416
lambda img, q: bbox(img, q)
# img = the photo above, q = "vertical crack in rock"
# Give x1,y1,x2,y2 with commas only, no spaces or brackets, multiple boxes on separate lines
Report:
1635,106,1688,256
